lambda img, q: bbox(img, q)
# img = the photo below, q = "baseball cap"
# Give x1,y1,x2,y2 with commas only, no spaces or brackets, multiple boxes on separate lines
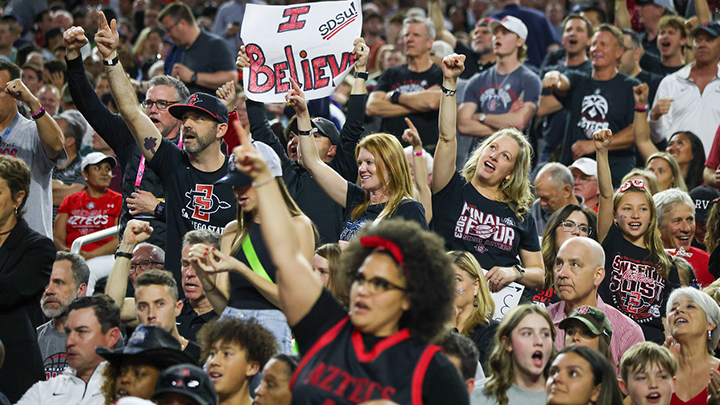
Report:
96,325,197,369
287,116,341,146
81,152,117,172
690,185,720,223
152,364,218,405
475,17,495,30
569,157,597,177
168,93,229,124
692,21,720,38
558,305,613,339
215,141,283,187
489,16,528,41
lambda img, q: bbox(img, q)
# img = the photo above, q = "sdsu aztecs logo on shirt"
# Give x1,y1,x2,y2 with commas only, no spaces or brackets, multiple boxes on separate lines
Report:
454,201,516,253
607,253,664,323
184,184,232,222
577,89,610,138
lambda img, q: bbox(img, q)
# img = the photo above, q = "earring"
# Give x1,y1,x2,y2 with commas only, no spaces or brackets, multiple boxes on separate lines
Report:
13,207,17,214
709,330,713,340
473,296,478,307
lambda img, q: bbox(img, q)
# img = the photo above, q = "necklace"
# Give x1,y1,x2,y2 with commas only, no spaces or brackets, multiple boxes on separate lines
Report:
492,66,515,96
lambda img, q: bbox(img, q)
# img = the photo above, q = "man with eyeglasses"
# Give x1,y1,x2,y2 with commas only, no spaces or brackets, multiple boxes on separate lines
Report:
64,25,189,251
546,237,644,377
106,219,165,326
531,162,585,235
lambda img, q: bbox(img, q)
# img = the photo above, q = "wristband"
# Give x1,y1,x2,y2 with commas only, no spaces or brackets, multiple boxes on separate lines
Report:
441,85,456,96
414,151,423,157
31,106,45,120
514,264,525,281
635,104,649,112
297,128,314,136
390,91,401,104
252,177,275,188
353,71,368,80
103,55,120,66
114,251,133,260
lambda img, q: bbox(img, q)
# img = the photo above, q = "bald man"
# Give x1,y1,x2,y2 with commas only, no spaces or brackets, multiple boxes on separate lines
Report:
547,237,644,376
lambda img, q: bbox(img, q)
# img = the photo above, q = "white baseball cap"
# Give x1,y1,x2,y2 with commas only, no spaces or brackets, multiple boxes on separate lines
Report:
489,16,528,41
81,152,117,172
569,157,597,177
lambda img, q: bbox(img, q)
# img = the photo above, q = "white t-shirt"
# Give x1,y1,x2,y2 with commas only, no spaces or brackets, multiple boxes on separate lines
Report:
471,381,547,405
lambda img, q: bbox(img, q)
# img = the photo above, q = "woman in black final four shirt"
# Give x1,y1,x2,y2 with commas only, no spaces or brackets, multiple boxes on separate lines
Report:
226,115,468,404
432,54,544,294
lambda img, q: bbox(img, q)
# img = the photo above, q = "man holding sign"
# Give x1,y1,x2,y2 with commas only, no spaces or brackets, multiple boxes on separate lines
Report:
95,11,236,291
366,16,443,150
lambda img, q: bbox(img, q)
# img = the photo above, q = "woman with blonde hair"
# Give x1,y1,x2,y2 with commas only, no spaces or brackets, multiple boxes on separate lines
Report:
312,243,348,307
131,27,162,80
449,250,498,374
432,54,544,294
473,304,557,405
646,152,687,192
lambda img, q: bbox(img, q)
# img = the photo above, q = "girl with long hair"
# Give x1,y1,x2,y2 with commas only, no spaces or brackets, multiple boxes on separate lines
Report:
473,304,557,405
546,345,623,405
189,142,315,354
432,54,544,295
449,250,498,373
312,243,348,307
594,129,676,344
291,79,427,242
646,152,687,192
535,205,597,306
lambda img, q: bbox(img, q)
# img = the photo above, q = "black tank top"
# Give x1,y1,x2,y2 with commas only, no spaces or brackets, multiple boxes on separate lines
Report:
228,222,278,310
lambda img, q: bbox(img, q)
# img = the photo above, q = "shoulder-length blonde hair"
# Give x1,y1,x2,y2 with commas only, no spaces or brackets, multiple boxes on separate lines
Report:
484,304,557,405
621,169,661,195
133,27,163,58
230,178,316,255
612,183,671,278
351,133,414,221
646,152,688,192
461,128,534,222
448,251,494,332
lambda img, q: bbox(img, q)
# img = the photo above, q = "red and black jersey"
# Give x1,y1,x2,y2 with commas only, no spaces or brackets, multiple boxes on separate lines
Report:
291,316,441,405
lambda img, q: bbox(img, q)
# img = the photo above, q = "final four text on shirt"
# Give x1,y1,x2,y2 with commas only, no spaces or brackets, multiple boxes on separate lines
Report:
241,0,361,103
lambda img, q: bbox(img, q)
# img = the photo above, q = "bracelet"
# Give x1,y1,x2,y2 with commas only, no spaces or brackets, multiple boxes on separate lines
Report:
103,55,120,66
635,104,649,112
353,71,368,80
114,251,133,260
297,128,313,136
414,150,423,157
252,177,275,188
441,85,456,96
31,106,45,120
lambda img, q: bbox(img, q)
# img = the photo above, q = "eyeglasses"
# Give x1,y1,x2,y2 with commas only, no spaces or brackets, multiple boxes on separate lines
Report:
141,99,178,110
351,273,408,294
130,260,163,274
560,220,593,236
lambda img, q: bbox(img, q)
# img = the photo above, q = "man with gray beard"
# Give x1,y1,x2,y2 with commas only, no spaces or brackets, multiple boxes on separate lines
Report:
36,252,89,379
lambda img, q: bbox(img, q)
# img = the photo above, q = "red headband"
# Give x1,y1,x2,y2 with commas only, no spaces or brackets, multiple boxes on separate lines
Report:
359,236,408,277
619,178,645,192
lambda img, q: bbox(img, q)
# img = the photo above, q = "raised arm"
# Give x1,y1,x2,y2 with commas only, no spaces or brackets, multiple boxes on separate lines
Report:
6,79,65,159
432,54,466,193
105,220,153,309
615,0,632,29
632,83,659,162
428,0,457,48
231,122,322,326
95,12,162,161
594,129,615,243
290,78,349,207
402,118,432,223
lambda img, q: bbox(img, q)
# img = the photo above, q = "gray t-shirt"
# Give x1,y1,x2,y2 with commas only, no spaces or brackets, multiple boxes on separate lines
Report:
471,381,547,405
462,64,542,131
36,321,67,380
0,113,67,237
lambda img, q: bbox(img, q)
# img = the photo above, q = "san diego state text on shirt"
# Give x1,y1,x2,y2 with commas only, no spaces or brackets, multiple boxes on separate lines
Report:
454,201,516,253
607,253,665,323
182,183,232,234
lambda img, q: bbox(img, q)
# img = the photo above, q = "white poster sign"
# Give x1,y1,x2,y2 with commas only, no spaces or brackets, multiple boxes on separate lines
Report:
241,0,361,102
484,269,525,321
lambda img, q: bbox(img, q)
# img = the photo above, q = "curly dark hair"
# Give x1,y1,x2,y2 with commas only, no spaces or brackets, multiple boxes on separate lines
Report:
341,219,454,341
196,318,278,372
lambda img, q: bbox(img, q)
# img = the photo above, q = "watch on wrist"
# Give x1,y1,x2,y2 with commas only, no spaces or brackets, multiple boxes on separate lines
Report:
390,91,401,104
103,55,120,66
514,264,525,281
154,202,165,218
190,72,198,84
298,128,316,136
478,113,487,123
353,71,369,80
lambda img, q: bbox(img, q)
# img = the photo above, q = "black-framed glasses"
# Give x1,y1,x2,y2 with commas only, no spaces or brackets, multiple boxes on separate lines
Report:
141,99,178,110
130,260,163,274
351,273,408,294
560,220,593,236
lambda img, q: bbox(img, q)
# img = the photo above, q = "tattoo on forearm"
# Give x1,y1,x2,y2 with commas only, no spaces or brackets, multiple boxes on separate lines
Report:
144,137,158,153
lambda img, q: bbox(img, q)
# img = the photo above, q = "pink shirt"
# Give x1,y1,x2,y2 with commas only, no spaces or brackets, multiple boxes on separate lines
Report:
547,295,645,377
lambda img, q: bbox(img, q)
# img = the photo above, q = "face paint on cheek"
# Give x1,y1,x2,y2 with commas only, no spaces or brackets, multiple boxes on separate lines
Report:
620,215,627,220
458,288,465,295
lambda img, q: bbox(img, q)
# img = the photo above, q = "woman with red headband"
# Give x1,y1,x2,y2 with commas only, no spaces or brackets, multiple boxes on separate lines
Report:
193,121,470,404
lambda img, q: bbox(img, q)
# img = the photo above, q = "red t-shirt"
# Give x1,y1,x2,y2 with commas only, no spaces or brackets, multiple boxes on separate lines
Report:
668,247,713,287
57,190,122,251
705,124,720,170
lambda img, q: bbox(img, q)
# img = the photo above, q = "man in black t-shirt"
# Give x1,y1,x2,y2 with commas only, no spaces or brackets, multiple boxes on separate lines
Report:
98,12,235,290
620,30,663,110
544,24,640,187
366,16,443,148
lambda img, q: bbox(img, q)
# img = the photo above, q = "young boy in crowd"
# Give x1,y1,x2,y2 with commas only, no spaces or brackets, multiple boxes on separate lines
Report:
196,318,278,405
619,342,677,405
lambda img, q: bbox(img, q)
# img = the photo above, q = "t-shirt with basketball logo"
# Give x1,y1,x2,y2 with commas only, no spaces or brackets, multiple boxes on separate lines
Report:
598,223,677,344
147,138,236,287
57,189,122,251
432,172,540,270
